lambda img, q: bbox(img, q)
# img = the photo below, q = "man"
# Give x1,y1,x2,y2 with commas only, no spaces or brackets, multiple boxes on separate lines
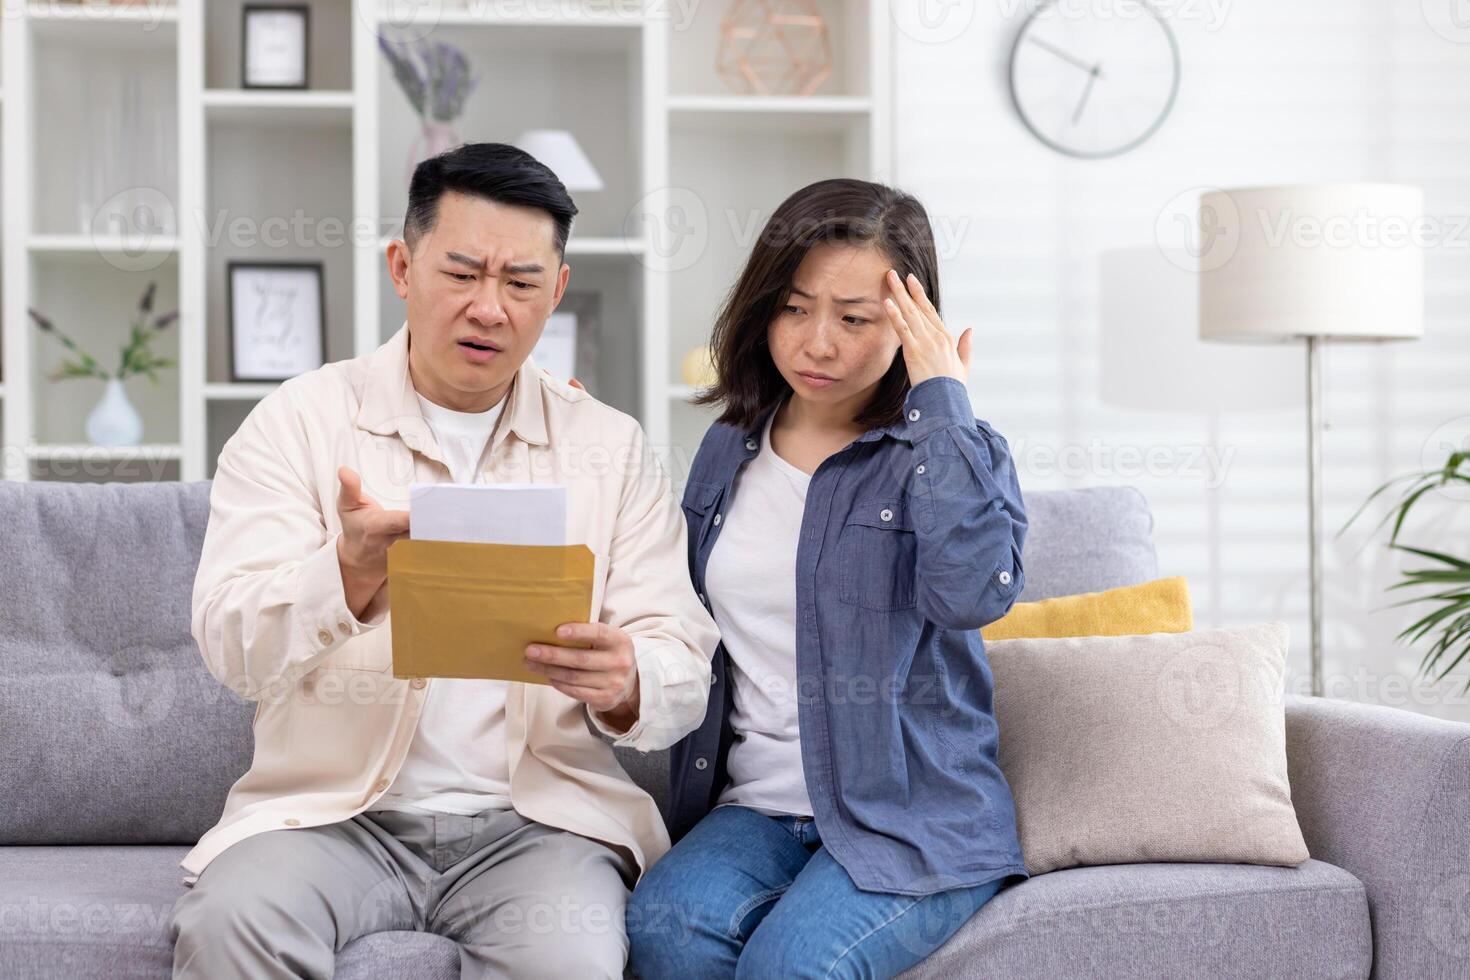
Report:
169,143,719,979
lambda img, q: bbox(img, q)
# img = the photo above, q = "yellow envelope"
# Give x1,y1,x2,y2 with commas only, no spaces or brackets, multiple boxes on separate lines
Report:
386,539,595,683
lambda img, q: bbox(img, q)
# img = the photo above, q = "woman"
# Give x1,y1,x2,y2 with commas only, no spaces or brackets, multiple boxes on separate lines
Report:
627,178,1030,979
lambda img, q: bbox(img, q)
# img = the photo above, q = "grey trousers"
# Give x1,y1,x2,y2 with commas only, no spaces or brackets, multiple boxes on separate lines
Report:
168,806,632,979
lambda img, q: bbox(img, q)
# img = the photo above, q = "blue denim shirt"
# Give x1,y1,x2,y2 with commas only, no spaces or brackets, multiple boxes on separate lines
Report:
667,376,1032,896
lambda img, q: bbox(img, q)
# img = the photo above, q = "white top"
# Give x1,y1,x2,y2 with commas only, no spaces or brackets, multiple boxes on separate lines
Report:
375,390,514,816
708,409,814,818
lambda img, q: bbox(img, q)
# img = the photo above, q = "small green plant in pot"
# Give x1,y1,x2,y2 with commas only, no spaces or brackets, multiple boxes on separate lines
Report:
1341,447,1470,694
30,281,179,447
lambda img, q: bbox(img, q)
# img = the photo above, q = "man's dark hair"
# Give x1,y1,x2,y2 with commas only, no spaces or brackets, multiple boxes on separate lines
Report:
403,142,579,258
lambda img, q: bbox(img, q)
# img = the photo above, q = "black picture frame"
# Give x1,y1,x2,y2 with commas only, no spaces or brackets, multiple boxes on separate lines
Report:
227,260,328,383
242,4,311,90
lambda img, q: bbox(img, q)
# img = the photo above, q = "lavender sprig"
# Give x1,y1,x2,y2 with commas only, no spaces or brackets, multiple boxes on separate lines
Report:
378,33,480,123
31,281,178,384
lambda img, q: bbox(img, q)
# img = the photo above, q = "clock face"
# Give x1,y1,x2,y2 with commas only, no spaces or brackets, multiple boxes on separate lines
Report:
1009,0,1180,159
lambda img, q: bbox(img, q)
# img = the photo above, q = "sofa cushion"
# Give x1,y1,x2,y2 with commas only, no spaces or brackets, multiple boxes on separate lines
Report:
1015,486,1158,601
0,482,255,845
981,575,1193,641
899,858,1370,979
0,845,459,980
988,622,1309,875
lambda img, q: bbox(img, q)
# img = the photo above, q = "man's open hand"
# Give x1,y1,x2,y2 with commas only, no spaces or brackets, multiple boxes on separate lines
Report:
525,622,640,730
336,466,410,618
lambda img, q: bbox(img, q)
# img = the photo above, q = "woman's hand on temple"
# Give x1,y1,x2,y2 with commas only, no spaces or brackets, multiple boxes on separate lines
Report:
882,268,972,387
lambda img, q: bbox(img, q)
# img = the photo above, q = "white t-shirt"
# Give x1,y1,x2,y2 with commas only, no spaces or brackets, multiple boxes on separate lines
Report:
707,409,814,818
373,390,514,816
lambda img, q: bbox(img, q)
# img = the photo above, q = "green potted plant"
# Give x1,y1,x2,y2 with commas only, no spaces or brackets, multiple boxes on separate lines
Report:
29,281,178,447
1341,447,1470,693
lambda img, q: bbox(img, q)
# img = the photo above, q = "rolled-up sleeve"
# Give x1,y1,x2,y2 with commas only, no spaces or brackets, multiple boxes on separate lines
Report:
588,423,720,750
192,386,387,701
906,377,1028,631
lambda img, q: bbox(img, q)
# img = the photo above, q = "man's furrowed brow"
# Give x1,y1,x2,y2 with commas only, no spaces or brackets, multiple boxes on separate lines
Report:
445,251,485,270
503,262,546,276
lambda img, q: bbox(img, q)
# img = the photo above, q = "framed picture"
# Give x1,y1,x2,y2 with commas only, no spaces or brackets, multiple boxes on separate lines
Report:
228,261,327,382
533,291,601,393
242,5,310,90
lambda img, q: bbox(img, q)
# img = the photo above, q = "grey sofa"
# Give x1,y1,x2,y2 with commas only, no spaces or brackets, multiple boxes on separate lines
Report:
1,480,1466,980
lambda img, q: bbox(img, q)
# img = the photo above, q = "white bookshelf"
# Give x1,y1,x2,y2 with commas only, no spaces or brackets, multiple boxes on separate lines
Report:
0,0,892,484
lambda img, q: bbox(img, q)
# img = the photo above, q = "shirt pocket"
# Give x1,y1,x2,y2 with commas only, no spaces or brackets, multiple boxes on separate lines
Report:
680,480,724,556
838,496,918,611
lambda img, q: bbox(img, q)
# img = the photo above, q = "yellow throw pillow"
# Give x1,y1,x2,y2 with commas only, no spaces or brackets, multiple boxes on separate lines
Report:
980,576,1193,641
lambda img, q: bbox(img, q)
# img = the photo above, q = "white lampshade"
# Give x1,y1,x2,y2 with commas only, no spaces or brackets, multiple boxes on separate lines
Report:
514,130,603,192
1198,183,1425,343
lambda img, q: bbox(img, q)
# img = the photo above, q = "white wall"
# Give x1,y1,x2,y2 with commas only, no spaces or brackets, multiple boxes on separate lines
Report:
893,0,1470,722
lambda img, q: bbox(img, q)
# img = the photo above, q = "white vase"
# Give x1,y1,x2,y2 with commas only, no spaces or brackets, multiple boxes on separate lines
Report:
85,378,144,447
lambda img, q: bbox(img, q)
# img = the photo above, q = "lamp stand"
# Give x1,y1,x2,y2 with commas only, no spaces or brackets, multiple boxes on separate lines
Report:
1306,335,1324,697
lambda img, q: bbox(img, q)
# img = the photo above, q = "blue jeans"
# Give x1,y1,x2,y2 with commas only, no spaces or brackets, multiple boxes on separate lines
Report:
628,805,1005,979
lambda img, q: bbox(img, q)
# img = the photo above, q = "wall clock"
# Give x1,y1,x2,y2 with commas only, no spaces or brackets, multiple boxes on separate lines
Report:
1009,0,1181,159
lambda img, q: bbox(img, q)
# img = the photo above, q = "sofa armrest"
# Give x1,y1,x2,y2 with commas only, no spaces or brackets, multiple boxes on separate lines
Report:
1285,694,1470,979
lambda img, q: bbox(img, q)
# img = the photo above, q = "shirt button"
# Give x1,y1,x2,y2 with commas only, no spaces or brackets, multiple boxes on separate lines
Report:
338,621,352,636
880,508,894,522
745,438,758,451
317,629,334,646
373,778,390,792
713,513,722,526
998,570,1013,586
283,818,300,827
411,677,427,689
908,408,921,422
694,757,709,771
915,464,925,475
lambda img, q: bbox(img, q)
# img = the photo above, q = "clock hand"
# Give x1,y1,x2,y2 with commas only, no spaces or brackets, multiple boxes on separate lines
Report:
1025,35,1106,79
1071,64,1102,124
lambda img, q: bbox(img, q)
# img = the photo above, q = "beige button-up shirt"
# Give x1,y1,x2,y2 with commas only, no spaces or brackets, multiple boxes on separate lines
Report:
182,324,719,885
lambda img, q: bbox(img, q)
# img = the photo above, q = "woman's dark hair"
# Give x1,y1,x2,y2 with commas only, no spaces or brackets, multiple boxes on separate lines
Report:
403,142,579,258
695,177,941,431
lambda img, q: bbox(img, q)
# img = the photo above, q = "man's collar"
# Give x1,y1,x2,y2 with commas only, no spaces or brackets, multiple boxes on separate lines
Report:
355,322,549,451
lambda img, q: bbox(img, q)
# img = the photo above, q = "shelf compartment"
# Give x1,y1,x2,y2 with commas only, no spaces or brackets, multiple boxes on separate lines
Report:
206,0,353,91
665,125,869,385
668,0,870,99
31,20,179,237
205,117,355,384
28,253,181,447
377,23,641,241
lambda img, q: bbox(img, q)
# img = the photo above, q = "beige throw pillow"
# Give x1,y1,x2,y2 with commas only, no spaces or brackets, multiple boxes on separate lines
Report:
988,622,1310,875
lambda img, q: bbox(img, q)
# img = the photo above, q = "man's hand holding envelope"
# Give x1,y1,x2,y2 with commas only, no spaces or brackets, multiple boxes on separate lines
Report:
337,466,640,729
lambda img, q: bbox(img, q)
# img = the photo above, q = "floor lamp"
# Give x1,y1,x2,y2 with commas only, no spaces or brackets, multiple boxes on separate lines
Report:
1196,184,1425,696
